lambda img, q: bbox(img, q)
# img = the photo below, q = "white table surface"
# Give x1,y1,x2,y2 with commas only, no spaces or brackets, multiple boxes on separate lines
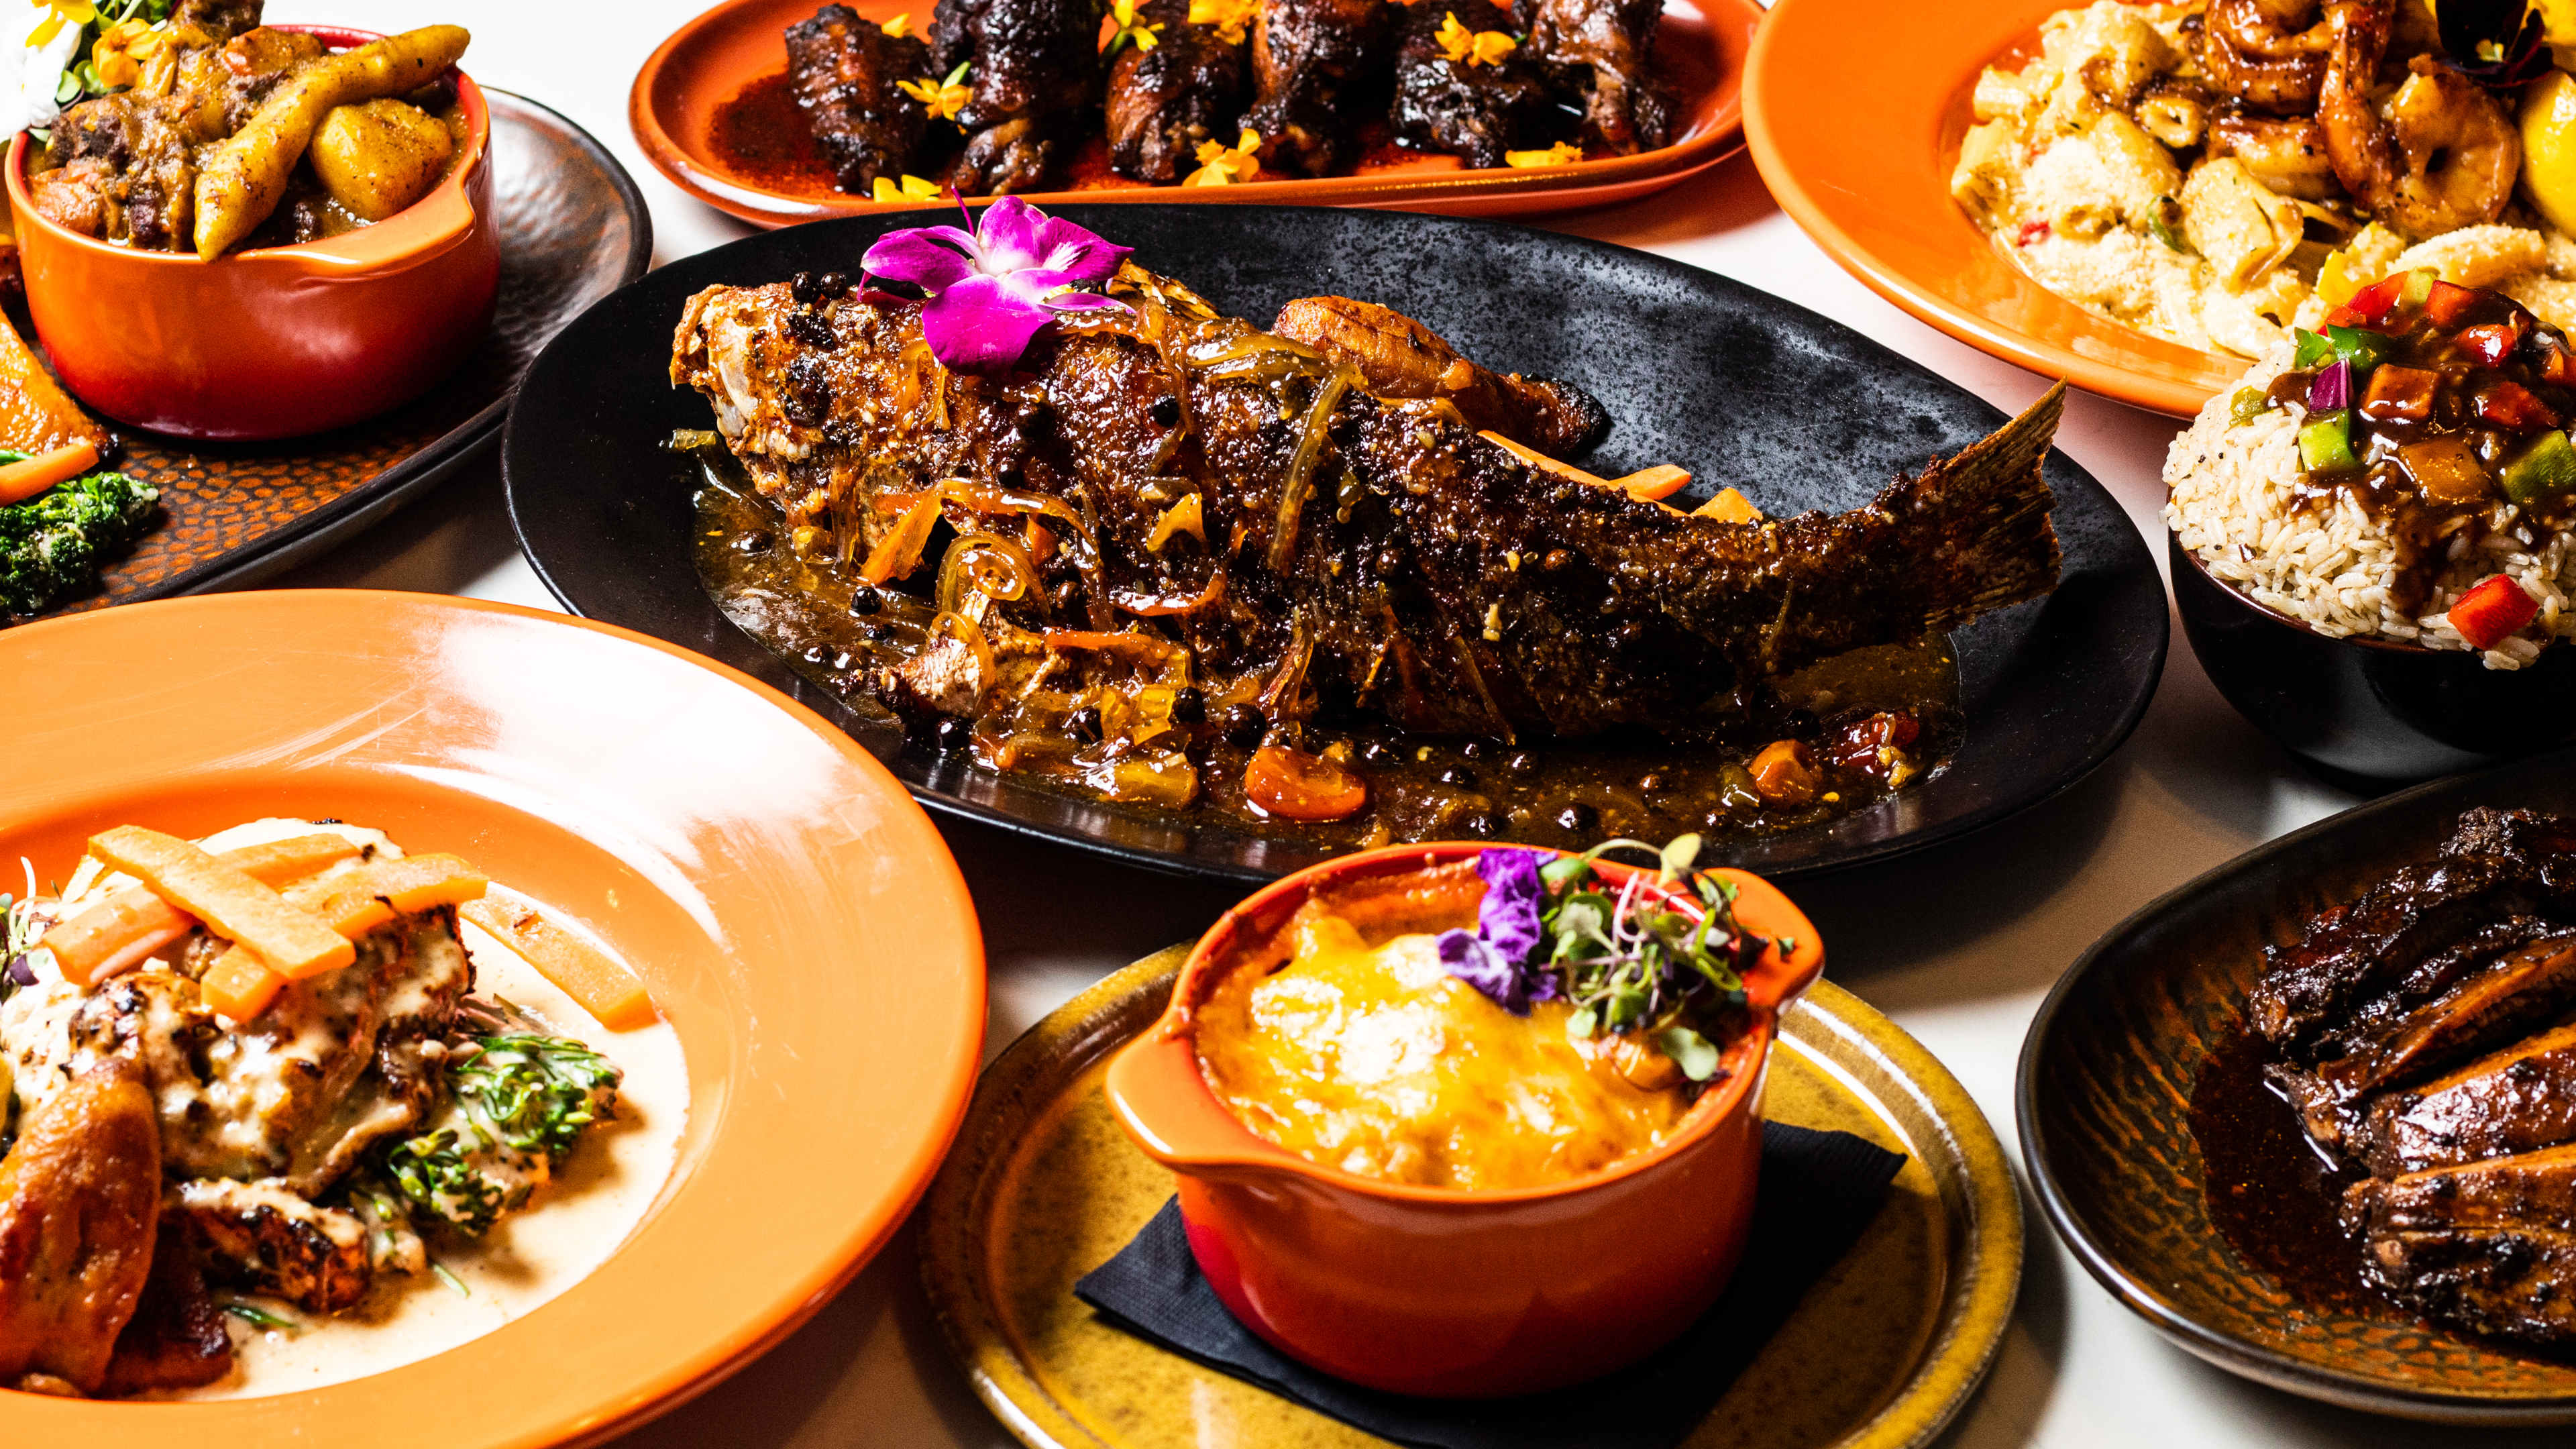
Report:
251,3,2560,1444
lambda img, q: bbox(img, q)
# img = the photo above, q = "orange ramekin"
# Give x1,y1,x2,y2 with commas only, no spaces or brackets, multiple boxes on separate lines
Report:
1103,842,1827,1398
6,25,499,441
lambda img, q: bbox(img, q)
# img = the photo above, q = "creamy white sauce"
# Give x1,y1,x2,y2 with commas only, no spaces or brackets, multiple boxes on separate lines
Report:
16,818,690,1401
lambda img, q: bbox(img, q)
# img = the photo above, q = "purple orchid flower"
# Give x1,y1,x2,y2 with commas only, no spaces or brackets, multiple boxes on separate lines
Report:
1436,847,1558,1014
859,195,1132,376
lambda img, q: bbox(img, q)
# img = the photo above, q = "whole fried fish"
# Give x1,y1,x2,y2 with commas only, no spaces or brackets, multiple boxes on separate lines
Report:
671,262,2062,739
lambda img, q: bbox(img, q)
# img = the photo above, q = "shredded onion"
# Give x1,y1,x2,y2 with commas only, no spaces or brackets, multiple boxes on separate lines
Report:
936,531,1038,614
928,610,998,701
1269,369,1352,572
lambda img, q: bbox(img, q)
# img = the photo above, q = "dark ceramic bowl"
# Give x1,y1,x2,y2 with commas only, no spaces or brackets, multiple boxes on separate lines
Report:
2019,747,2576,1424
2170,534,2576,784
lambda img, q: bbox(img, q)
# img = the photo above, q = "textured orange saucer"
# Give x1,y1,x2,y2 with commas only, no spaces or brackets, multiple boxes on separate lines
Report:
1743,0,2242,417
0,590,985,1448
629,0,1754,225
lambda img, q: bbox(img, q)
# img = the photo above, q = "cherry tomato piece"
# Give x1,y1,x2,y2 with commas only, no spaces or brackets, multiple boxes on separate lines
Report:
1244,745,1368,821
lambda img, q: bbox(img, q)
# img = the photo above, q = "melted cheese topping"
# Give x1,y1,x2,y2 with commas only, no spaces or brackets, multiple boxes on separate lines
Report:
1193,911,1688,1189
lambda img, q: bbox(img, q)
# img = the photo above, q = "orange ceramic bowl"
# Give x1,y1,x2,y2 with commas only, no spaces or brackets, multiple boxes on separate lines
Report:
7,25,501,441
0,590,985,1447
1743,0,2239,417
1103,842,1825,1398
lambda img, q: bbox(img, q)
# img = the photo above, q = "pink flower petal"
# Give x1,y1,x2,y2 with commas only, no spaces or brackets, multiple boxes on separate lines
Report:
920,274,1059,375
1043,290,1128,313
861,227,979,292
975,197,1128,284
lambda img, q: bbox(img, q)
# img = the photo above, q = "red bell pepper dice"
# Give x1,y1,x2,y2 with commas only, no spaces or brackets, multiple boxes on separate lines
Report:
2449,575,2542,651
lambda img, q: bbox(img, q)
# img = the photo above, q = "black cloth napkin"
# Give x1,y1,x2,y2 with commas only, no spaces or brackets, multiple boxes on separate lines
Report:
1073,1120,1905,1449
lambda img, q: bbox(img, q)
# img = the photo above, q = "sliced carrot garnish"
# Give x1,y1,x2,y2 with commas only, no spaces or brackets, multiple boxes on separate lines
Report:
460,894,656,1030
0,439,99,506
282,855,489,964
199,943,284,1020
82,827,356,983
42,833,364,987
1478,431,1693,502
1693,487,1763,524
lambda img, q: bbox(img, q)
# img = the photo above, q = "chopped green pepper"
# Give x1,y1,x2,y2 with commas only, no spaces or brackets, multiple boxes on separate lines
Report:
2399,268,2436,310
2298,411,2357,473
2147,197,2186,254
2324,324,2394,378
2294,327,2336,369
2500,429,2576,504
2229,388,2273,425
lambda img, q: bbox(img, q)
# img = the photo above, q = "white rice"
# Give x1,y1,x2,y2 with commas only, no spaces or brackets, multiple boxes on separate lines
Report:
2163,345,2575,670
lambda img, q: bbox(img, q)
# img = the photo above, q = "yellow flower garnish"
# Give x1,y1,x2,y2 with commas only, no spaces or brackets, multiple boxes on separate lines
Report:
1104,0,1163,54
871,173,943,203
26,0,95,48
1185,0,1256,46
1434,10,1515,66
881,11,911,36
1505,141,1582,168
899,62,972,125
89,15,171,93
1183,128,1261,186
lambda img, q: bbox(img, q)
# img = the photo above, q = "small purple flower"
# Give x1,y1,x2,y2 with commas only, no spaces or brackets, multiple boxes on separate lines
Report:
859,195,1131,376
1436,847,1557,1014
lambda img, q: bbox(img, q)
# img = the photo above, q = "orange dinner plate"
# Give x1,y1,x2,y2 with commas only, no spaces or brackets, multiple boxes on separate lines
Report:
629,0,1755,225
1743,0,2241,417
0,591,985,1446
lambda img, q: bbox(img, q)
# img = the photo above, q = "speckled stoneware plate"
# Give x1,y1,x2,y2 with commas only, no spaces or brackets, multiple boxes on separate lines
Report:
916,947,2023,1449
9,89,650,623
502,204,2166,884
2019,749,2576,1424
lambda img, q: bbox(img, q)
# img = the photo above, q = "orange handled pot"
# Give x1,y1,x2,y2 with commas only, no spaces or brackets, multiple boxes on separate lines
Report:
1104,841,1825,1398
7,26,500,441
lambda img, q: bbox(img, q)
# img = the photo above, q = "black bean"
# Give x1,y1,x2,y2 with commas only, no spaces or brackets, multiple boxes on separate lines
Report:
816,271,853,295
733,533,772,555
1358,739,1401,765
1505,750,1542,777
1068,706,1105,743
1151,394,1181,427
1556,802,1600,835
847,585,882,616
1437,765,1477,788
801,644,831,665
784,352,831,427
933,716,973,751
1459,738,1491,760
1219,704,1266,749
789,270,823,305
790,310,840,349
1171,686,1207,724
1460,810,1507,839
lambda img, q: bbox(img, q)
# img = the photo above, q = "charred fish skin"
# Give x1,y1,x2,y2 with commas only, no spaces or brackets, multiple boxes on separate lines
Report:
668,264,2064,738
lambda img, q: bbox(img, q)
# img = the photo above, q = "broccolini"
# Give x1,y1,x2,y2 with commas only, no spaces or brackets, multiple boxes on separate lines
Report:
0,470,159,616
382,1033,623,1236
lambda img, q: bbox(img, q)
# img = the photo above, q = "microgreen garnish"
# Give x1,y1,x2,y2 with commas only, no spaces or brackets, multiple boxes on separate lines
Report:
1436,835,1767,1083
220,1301,301,1335
432,1261,471,1298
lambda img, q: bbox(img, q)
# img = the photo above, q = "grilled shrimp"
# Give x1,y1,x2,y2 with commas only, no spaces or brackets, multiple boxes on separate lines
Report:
2202,0,2332,113
2320,1,2519,237
2208,111,2340,200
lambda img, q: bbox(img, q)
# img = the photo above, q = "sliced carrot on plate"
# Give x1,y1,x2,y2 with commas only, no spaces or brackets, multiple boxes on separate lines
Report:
199,943,284,1020
87,826,354,982
1693,488,1764,524
0,439,99,506
1477,431,1693,502
47,831,362,987
285,854,489,956
460,894,657,1030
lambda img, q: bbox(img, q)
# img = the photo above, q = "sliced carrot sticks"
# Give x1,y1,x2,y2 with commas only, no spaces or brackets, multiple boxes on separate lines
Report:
460,894,657,1030
199,943,284,1020
1477,431,1694,502
42,833,361,987
85,826,354,982
0,439,99,506
283,855,489,965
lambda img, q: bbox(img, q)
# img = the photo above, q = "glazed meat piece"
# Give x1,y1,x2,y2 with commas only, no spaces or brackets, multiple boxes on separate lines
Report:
1242,0,1391,176
1387,1,1562,169
930,0,1106,192
99,1226,234,1395
1107,0,1248,182
176,1178,374,1313
2269,932,2576,1152
787,3,932,191
2361,1021,2576,1175
671,264,2062,739
2351,1145,2576,1343
0,1060,162,1396
2247,810,2576,1054
1517,0,1670,154
1273,294,1607,456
